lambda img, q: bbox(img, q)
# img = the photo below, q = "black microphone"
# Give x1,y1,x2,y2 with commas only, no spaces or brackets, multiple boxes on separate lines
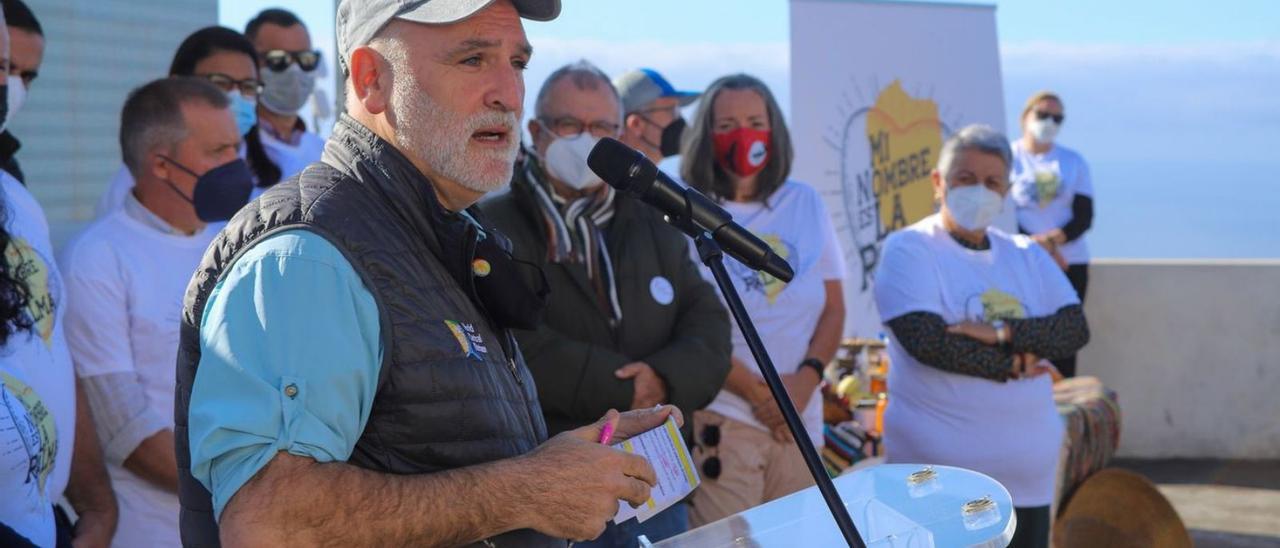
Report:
587,137,794,282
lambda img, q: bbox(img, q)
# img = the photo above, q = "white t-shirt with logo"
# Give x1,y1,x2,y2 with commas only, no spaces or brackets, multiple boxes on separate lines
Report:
59,207,216,547
0,171,76,546
1010,141,1093,265
696,181,846,447
874,214,1077,506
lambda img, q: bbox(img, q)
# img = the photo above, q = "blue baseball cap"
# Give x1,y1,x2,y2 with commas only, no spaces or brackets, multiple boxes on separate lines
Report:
613,68,700,114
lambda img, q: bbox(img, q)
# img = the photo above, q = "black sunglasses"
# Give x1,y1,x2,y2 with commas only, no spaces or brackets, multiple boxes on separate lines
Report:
700,424,722,480
262,49,322,73
1034,110,1065,124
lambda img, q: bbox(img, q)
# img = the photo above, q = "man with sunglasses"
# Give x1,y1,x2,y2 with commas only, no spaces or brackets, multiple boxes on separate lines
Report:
481,60,732,546
244,8,326,186
614,68,699,165
0,0,43,184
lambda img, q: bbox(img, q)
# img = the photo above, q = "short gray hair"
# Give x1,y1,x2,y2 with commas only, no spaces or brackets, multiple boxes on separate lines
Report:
936,124,1012,176
120,77,230,178
534,60,620,123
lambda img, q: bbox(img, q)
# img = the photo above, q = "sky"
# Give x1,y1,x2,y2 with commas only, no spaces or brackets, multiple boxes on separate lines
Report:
221,0,1280,259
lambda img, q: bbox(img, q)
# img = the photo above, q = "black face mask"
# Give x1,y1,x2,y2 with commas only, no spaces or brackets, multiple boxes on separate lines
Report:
639,114,687,158
471,229,550,331
159,156,255,222
659,117,687,157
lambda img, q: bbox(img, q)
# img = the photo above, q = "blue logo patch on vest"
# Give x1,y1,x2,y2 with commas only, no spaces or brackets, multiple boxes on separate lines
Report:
445,320,488,360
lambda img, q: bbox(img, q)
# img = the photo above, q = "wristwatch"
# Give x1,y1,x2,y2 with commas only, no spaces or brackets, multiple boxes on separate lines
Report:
992,320,1009,350
799,357,825,379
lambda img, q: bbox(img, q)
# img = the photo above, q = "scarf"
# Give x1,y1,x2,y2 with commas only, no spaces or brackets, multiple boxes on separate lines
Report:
522,157,622,326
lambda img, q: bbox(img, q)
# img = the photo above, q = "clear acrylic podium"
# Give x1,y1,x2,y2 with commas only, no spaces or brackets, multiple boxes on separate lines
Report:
646,464,1016,548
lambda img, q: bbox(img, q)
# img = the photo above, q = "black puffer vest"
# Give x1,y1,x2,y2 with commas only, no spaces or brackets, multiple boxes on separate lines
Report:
174,116,555,547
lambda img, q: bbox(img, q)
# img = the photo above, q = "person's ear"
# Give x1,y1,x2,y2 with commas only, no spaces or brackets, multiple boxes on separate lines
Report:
624,113,645,136
932,169,944,201
149,151,170,183
349,46,390,115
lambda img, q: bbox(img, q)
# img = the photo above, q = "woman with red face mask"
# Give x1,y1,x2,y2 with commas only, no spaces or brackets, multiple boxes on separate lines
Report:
680,74,847,527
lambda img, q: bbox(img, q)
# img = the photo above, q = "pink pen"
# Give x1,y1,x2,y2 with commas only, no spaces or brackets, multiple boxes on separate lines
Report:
598,421,616,445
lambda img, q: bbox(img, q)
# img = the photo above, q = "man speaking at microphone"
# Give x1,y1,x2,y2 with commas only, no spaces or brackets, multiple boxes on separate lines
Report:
176,2,680,546
480,61,732,545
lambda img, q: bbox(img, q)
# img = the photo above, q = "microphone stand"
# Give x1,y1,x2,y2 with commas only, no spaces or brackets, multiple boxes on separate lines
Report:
683,225,866,548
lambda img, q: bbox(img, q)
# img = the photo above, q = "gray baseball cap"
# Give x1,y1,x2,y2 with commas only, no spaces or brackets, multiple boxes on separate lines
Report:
614,68,700,115
337,0,560,68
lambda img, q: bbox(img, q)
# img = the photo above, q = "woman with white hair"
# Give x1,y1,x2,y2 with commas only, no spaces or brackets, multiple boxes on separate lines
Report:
874,125,1090,548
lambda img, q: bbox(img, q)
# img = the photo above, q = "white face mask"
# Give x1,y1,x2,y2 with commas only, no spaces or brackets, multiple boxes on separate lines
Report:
1026,116,1060,145
945,184,1005,232
260,64,318,116
541,127,604,191
2,76,27,133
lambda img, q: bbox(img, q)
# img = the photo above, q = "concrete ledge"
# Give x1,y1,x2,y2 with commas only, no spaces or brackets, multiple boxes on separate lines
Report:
1079,260,1280,459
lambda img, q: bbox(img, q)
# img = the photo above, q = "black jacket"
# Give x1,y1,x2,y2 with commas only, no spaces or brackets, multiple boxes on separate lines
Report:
175,116,554,547
480,156,732,437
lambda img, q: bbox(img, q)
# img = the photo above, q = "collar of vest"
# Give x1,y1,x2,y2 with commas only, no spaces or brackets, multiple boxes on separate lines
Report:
322,114,466,256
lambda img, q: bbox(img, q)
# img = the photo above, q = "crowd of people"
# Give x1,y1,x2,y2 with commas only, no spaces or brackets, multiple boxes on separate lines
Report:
0,0,1095,547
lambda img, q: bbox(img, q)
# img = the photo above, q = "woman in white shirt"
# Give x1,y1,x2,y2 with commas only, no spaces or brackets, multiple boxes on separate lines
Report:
1010,91,1094,377
874,125,1090,548
680,74,847,528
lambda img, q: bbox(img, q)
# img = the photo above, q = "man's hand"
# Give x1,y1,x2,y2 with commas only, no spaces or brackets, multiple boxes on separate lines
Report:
519,407,681,542
615,362,668,410
947,321,999,346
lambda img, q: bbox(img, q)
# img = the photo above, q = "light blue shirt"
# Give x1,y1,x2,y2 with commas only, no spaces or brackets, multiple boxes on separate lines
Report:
187,230,383,521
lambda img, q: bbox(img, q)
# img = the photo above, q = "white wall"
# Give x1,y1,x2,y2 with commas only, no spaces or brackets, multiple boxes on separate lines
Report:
1079,259,1280,459
13,0,218,247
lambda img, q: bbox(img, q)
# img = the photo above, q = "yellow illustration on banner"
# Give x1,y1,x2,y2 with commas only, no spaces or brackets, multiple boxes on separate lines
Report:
866,80,944,234
1034,171,1061,208
4,237,54,346
980,289,1027,322
1,371,57,493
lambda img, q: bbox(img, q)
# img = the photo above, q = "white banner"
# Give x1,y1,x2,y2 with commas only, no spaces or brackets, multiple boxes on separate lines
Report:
790,0,1010,338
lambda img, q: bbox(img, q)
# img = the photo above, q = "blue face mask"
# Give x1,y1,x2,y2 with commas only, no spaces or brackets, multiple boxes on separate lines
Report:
228,90,258,135
159,155,255,222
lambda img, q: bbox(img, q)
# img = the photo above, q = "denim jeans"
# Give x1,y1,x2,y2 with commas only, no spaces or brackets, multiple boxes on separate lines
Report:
573,501,690,547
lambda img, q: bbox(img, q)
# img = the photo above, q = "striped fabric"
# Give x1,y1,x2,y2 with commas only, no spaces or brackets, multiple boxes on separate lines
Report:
520,158,623,326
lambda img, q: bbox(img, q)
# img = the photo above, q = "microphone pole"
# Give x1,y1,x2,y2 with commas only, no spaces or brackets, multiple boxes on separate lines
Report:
671,196,866,548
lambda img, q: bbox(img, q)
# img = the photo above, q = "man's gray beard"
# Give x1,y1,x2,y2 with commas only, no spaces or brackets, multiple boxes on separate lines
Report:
390,69,520,194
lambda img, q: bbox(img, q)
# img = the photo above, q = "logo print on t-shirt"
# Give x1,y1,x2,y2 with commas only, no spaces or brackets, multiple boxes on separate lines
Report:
1,371,56,495
444,320,487,361
4,236,55,346
1033,171,1061,208
729,234,798,304
978,289,1027,322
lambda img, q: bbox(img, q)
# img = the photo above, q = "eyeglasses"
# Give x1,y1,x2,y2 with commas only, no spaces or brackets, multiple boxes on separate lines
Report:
202,73,265,98
261,49,323,73
539,116,620,139
1034,110,1065,124
699,424,722,480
